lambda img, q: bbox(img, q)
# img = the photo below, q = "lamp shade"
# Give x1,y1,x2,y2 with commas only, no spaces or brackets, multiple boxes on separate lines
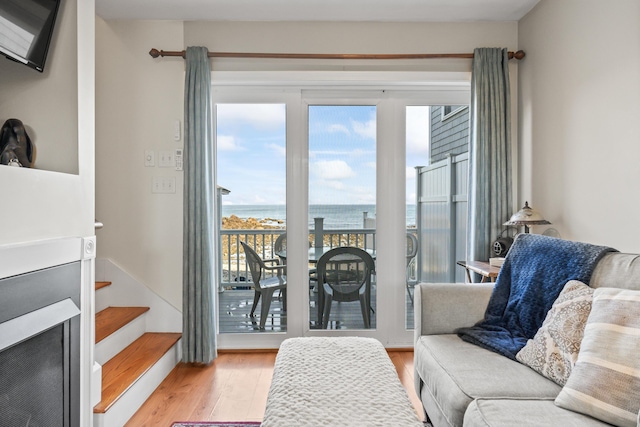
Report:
504,201,551,227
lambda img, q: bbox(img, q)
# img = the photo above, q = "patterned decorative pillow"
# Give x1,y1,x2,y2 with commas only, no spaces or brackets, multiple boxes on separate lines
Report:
516,280,593,386
555,287,640,427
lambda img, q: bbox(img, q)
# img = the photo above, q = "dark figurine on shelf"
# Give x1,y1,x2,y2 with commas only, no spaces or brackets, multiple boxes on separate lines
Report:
0,118,34,167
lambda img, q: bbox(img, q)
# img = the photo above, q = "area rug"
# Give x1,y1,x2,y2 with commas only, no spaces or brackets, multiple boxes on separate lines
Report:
172,422,261,427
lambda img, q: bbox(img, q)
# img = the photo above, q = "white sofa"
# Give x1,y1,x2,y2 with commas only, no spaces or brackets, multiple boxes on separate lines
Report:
414,251,640,427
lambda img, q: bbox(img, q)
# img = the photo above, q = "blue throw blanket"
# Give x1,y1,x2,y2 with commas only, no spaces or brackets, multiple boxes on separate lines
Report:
457,234,616,360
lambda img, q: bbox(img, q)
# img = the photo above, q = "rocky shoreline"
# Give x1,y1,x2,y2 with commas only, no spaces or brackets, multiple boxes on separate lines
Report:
221,215,284,285
222,214,284,230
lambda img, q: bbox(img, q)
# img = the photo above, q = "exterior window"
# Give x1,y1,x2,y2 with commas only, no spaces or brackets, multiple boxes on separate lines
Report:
441,105,467,121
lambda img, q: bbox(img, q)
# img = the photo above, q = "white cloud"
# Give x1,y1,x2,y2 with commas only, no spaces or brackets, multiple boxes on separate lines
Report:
217,135,243,151
351,115,376,140
406,106,430,157
252,194,268,203
266,143,286,157
327,124,351,135
325,181,346,190
312,149,372,157
406,166,417,181
351,186,376,204
406,191,416,204
311,160,355,180
216,104,285,130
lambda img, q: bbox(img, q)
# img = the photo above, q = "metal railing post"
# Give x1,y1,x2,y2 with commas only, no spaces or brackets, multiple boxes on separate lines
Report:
314,218,324,249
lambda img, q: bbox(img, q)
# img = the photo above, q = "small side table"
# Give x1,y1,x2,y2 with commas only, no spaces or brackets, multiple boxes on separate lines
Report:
457,260,501,283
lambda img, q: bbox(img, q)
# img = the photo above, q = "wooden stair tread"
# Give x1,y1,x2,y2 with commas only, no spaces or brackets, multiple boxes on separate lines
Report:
96,281,112,291
95,306,150,343
94,332,182,414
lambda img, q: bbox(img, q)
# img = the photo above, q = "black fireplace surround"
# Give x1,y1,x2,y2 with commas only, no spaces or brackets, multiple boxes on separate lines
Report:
0,262,81,427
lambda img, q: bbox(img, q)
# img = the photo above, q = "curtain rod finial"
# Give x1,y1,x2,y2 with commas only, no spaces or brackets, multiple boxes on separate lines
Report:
514,50,525,60
149,48,161,58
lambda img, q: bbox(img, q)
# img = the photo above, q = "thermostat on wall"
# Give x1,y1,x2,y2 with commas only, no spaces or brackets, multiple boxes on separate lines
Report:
175,149,183,171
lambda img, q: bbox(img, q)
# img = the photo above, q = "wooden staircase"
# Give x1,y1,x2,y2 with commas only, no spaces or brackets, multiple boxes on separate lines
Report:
93,281,182,427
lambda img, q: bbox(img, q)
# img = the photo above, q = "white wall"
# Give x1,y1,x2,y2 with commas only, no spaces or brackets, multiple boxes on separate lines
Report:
95,19,185,308
95,20,518,309
0,0,78,174
185,21,517,73
518,0,640,252
0,0,95,245
0,0,95,424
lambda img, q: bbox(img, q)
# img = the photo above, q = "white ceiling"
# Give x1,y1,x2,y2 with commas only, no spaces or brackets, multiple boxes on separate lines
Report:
95,0,540,22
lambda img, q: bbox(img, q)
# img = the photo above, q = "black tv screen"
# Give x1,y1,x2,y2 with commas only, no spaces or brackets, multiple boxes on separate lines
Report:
0,0,61,72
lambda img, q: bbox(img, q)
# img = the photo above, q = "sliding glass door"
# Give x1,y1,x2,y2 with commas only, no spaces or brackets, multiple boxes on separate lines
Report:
212,79,470,349
216,103,288,334
307,104,377,330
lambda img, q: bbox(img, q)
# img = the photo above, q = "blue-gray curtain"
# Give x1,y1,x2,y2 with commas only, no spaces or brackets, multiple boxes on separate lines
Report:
467,48,513,264
182,46,217,364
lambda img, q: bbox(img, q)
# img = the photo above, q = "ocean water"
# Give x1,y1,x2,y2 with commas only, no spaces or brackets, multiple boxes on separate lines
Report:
222,204,416,229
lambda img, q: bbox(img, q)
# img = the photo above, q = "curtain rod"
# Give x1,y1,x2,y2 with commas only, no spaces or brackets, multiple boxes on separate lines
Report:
148,48,525,61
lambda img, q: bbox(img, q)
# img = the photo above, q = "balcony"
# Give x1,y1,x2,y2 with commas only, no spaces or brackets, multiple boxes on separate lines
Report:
218,225,417,332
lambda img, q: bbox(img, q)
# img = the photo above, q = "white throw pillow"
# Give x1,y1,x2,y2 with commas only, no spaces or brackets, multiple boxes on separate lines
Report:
516,280,593,385
555,287,640,427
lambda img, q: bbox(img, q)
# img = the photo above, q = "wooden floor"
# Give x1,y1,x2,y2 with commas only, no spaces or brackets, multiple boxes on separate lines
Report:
126,350,424,426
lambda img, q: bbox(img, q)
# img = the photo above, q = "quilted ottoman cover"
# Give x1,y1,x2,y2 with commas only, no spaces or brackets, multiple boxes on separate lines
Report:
262,337,422,427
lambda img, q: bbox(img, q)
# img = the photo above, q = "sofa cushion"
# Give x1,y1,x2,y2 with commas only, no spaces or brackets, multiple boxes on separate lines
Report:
555,288,640,427
415,335,561,427
516,280,594,385
464,399,613,426
590,253,640,290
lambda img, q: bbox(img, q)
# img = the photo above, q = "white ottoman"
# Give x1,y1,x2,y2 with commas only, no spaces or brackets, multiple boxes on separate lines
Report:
262,337,423,427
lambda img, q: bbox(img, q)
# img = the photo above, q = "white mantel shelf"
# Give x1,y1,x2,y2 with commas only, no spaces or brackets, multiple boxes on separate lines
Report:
0,237,96,279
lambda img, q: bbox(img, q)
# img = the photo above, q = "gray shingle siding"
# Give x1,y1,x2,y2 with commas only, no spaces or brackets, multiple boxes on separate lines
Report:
430,106,469,163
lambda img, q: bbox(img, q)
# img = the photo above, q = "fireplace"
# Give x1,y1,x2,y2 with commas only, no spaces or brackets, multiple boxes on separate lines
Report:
0,262,81,427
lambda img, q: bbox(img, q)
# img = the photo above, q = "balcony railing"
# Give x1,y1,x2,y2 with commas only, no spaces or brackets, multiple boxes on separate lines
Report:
219,227,417,290
220,228,376,288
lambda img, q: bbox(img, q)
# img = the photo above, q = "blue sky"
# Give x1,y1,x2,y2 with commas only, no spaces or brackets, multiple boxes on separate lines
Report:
309,105,376,205
216,104,430,206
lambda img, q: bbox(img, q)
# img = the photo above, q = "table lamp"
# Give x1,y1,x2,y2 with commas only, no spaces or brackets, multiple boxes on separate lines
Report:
503,201,551,233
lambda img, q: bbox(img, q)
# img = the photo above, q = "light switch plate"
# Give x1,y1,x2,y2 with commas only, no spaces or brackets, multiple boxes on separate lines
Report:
152,176,176,194
144,150,155,167
158,150,175,167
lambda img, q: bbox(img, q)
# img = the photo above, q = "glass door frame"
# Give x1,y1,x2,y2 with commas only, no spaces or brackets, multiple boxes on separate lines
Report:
213,89,304,350
302,92,382,338
212,72,470,350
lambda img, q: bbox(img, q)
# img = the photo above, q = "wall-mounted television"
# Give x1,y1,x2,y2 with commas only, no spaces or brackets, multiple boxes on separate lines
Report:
0,0,61,72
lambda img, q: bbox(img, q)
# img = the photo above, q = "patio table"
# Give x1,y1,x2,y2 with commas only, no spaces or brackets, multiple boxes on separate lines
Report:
275,246,376,327
275,246,376,263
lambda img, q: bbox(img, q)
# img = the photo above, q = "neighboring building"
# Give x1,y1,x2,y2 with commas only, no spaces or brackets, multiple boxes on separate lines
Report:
430,106,469,163
417,105,471,284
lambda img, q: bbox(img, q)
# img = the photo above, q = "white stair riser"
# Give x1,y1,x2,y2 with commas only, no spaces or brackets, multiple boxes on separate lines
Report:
94,258,183,426
95,259,181,333
95,314,147,365
92,362,102,407
95,286,111,312
93,340,181,427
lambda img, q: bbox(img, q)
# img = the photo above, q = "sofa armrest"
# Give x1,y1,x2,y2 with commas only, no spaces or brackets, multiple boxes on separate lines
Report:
413,282,494,341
